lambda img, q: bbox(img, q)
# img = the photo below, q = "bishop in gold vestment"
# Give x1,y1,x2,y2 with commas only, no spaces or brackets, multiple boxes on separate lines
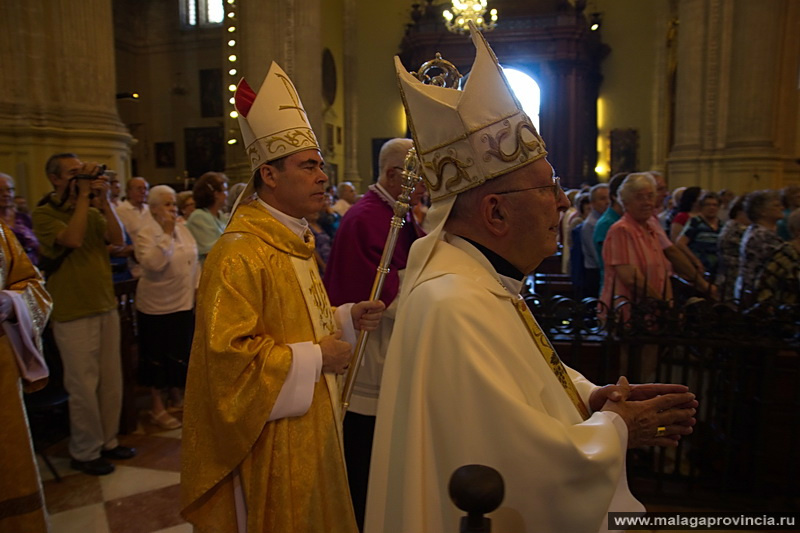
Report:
0,222,53,533
181,202,358,533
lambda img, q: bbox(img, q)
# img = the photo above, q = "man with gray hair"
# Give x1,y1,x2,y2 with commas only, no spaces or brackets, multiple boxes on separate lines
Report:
116,176,150,240
333,181,358,216
32,153,134,476
116,176,150,278
581,182,610,297
323,137,425,530
366,25,697,533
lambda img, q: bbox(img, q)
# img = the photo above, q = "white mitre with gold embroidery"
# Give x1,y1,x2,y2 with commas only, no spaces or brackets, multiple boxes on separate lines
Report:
395,22,549,299
396,23,547,204
228,62,321,218
234,61,320,173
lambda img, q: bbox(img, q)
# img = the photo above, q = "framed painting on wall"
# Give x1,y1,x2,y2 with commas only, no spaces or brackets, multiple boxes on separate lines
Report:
199,68,223,118
155,142,175,168
610,128,638,176
184,127,224,178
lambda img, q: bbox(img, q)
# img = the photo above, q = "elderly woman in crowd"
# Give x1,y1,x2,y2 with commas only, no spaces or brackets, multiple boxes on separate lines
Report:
185,171,229,263
734,189,784,302
0,173,39,265
600,173,674,317
677,191,722,277
134,185,199,429
714,196,749,301
226,182,247,214
756,208,800,305
176,190,196,222
669,186,702,242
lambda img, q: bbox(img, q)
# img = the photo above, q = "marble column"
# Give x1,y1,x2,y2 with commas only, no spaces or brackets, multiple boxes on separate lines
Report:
342,0,361,188
0,0,132,203
666,0,799,192
226,0,324,183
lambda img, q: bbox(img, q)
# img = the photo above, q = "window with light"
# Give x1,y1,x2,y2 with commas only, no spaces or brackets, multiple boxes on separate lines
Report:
502,67,541,131
182,0,224,28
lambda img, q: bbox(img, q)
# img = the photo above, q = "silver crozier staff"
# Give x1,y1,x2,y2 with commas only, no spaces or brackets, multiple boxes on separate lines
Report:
340,52,463,418
340,148,422,416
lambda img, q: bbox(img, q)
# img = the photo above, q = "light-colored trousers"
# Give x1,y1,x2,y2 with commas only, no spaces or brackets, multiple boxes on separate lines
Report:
53,309,122,462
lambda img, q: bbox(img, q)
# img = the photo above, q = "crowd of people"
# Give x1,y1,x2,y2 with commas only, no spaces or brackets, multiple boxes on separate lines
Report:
566,175,800,309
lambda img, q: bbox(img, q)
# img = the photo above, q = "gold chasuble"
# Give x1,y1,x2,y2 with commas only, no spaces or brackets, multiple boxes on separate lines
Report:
0,223,52,533
181,202,357,533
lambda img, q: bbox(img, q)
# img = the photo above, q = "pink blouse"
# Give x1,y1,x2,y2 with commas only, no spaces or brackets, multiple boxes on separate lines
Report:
600,213,673,316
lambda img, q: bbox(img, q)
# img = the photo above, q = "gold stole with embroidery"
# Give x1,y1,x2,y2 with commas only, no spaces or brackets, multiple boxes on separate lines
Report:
513,298,590,420
289,252,346,448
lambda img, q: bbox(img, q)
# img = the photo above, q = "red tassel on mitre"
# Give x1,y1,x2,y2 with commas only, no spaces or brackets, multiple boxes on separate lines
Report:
235,78,256,117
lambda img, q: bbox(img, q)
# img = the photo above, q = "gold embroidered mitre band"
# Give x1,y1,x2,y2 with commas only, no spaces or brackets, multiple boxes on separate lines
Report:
235,61,320,173
395,22,548,203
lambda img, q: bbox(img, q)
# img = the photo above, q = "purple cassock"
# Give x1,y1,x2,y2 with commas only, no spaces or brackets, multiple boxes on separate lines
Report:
322,184,424,531
323,186,423,309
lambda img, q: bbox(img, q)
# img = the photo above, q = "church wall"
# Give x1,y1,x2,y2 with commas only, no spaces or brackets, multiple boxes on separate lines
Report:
0,0,132,204
593,0,660,179
354,0,411,185
667,0,799,193
114,0,224,188
321,0,346,185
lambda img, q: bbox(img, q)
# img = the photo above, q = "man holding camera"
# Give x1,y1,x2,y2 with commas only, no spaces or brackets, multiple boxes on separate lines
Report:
32,153,135,476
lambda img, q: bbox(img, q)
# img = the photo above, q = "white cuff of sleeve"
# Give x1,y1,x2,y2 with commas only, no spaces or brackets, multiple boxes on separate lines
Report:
597,410,629,450
267,341,322,421
334,303,357,347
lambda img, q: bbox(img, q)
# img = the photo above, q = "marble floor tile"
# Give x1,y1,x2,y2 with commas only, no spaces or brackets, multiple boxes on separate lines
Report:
152,523,193,533
49,502,110,533
43,471,103,514
114,435,181,472
99,465,180,501
36,454,74,482
105,484,185,533
152,427,182,440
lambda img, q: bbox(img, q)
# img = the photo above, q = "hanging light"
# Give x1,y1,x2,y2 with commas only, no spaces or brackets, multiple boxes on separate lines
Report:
443,0,498,34
589,12,602,31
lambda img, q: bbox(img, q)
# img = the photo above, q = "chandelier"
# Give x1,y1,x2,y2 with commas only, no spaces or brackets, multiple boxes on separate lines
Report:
442,0,498,34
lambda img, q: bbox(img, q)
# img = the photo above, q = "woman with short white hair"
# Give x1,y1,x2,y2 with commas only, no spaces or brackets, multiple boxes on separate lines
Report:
134,185,199,429
600,173,674,316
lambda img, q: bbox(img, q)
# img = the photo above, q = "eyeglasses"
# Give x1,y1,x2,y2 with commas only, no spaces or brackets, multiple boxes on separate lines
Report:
496,177,562,200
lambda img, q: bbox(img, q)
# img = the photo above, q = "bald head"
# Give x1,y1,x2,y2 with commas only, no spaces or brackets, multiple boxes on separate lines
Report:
377,138,417,200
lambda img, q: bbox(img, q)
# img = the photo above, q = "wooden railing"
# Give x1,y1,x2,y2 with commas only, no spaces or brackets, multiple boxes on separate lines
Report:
115,278,139,434
524,287,800,510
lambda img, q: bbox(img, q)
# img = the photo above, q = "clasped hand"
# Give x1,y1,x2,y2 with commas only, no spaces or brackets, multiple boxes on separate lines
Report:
591,376,698,448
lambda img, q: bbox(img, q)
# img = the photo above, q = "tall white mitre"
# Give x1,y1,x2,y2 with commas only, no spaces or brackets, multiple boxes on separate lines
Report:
234,61,320,173
227,62,320,216
395,22,548,203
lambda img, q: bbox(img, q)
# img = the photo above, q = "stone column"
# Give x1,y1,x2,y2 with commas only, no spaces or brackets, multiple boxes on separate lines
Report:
667,0,799,191
226,0,324,183
343,0,361,188
0,0,131,202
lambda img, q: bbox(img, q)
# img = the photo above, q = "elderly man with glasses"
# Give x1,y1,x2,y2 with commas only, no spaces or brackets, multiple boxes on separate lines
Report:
365,24,698,533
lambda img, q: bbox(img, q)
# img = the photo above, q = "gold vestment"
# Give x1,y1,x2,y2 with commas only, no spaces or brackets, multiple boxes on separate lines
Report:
181,202,357,533
0,222,53,533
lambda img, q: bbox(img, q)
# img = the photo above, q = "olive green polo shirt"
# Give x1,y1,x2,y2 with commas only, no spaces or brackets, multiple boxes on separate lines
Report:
32,198,116,322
